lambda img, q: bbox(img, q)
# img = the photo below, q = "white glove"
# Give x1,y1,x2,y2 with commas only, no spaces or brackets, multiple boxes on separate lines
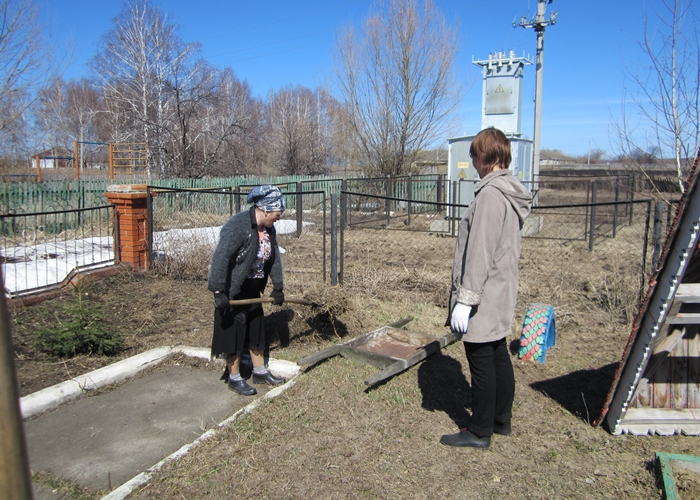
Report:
451,303,472,334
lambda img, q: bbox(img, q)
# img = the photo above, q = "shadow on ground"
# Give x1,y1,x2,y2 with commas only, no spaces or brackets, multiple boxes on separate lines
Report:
266,308,350,347
417,349,472,429
529,362,618,424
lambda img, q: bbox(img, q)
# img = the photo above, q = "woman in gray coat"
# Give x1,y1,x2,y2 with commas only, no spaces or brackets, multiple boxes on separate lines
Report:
208,185,287,396
441,128,532,448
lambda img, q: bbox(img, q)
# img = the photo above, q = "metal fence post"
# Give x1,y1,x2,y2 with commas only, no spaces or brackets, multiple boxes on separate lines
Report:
113,207,121,264
613,179,620,237
628,177,635,226
450,181,458,237
652,201,665,269
407,175,412,226
640,200,653,300
341,179,348,230
584,180,591,240
331,193,338,286
323,191,327,283
385,177,392,226
296,182,302,238
146,186,153,269
339,191,345,285
235,185,241,214
588,180,597,251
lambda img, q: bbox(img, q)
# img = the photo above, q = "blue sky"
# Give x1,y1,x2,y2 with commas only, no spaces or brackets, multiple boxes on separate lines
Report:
38,0,653,157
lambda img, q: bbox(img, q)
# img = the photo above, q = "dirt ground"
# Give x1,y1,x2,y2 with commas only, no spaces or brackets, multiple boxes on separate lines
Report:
9,228,700,499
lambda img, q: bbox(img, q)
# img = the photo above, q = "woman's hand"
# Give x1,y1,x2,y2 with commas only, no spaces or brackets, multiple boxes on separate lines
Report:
271,289,285,305
451,303,472,334
214,292,230,309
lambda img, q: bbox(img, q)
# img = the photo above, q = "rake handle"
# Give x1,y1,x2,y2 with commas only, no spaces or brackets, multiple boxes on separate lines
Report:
228,297,318,306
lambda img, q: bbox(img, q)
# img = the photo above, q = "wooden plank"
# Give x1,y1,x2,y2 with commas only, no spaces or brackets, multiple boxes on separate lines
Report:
656,453,681,500
632,327,686,404
653,327,686,356
654,351,672,408
671,328,689,408
339,346,395,369
296,345,341,366
676,283,700,303
688,327,700,407
668,313,700,324
635,375,652,408
364,337,447,386
364,359,410,386
297,316,413,366
622,407,700,421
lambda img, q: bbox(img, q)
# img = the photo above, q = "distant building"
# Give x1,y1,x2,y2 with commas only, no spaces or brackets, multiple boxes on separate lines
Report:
34,148,73,169
539,150,569,166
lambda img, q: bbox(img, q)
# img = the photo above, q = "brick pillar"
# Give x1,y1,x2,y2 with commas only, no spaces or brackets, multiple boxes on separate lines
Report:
105,184,151,270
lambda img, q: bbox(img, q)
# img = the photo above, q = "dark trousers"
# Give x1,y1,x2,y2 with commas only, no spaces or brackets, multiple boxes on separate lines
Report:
463,338,514,438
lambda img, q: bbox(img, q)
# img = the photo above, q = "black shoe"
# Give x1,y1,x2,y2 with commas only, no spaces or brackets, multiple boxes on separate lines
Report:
252,371,286,386
494,421,512,436
440,429,490,448
228,378,257,396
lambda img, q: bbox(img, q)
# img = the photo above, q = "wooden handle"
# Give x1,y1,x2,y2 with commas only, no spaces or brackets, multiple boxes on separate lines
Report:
228,297,319,306
388,317,414,328
297,345,342,366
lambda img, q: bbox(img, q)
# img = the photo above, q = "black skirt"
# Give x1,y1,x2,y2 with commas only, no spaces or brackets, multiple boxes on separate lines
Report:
211,278,267,358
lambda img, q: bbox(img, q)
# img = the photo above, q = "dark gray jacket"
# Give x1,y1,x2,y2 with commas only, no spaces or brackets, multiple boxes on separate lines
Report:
448,169,532,343
208,207,284,298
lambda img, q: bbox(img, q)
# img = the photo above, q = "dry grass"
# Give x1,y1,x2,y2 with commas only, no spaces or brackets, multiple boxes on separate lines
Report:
11,219,692,499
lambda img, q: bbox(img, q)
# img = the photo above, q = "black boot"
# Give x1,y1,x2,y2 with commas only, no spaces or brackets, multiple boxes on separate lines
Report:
440,429,490,448
228,378,257,396
252,370,286,386
493,421,512,436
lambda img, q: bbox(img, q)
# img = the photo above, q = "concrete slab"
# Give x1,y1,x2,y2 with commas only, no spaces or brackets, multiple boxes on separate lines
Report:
23,349,299,499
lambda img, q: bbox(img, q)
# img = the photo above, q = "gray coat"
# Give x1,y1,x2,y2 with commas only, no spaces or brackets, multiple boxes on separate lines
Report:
448,169,532,343
208,207,284,298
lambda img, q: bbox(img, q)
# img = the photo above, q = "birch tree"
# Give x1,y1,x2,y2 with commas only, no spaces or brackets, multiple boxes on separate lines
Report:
92,0,199,178
613,0,699,193
266,86,334,175
0,0,65,164
35,79,101,148
334,0,461,176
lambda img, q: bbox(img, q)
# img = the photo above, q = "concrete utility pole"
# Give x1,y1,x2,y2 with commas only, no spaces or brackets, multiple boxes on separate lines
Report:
515,0,557,197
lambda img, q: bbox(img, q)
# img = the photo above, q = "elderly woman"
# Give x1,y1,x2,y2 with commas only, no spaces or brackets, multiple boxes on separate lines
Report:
441,128,532,448
208,185,287,396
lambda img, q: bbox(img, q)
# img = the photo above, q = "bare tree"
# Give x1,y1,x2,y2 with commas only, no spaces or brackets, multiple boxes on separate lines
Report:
92,0,199,178
0,0,65,165
334,0,462,176
613,0,699,194
0,88,30,168
203,68,265,177
266,86,334,175
147,60,260,178
35,79,102,147
156,56,212,177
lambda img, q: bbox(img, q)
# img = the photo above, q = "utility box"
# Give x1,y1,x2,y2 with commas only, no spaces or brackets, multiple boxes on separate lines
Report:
474,51,532,136
446,50,534,218
447,135,533,218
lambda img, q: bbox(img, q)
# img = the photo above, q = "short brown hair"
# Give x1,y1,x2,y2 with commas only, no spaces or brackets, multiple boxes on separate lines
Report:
469,127,511,174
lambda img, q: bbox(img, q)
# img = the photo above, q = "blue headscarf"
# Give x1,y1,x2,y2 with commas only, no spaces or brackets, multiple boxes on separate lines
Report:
246,185,285,212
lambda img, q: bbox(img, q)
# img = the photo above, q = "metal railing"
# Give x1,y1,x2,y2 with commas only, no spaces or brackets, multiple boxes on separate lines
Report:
146,186,328,283
0,205,116,295
337,190,660,320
